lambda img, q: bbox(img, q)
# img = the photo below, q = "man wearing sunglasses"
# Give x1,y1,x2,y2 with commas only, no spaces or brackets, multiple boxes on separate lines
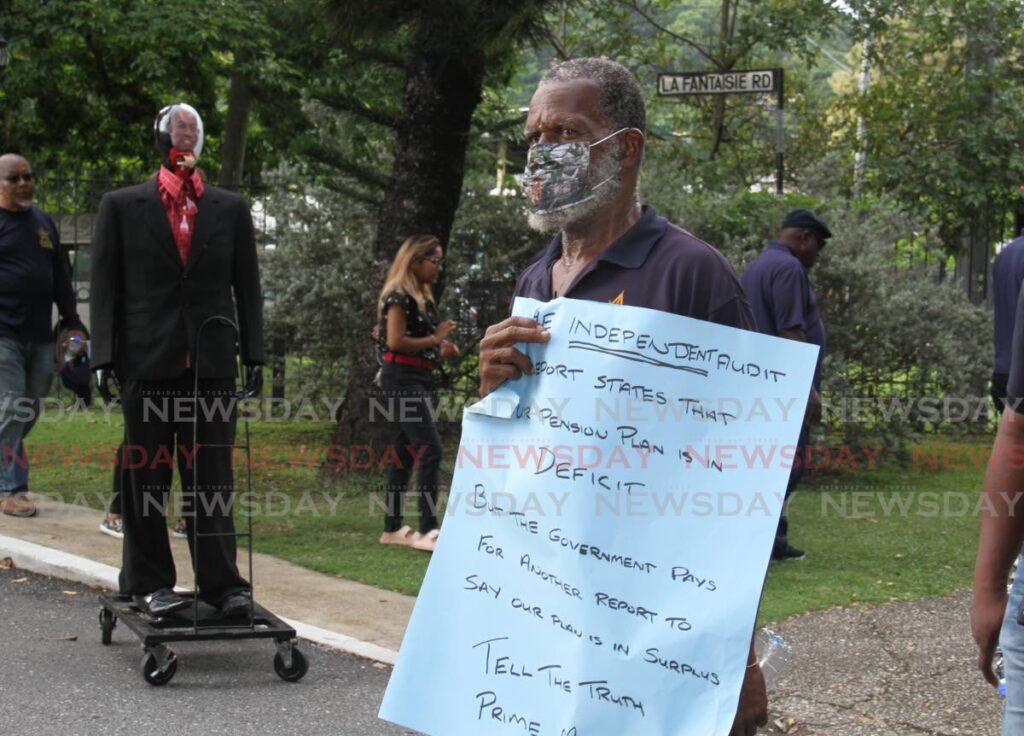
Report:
0,154,87,517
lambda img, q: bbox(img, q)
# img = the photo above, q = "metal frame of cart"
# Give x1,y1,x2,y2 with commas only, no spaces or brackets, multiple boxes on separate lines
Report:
97,316,308,686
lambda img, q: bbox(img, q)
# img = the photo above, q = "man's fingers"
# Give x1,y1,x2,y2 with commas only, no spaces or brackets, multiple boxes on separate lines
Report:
481,326,550,351
482,317,550,346
478,317,551,396
487,346,534,374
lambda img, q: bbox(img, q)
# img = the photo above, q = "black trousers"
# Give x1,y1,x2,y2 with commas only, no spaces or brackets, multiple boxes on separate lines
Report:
775,425,809,553
380,363,443,534
993,371,1010,416
117,372,247,599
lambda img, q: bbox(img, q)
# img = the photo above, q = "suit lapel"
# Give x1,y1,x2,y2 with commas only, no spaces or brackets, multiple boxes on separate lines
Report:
139,179,184,271
185,188,218,275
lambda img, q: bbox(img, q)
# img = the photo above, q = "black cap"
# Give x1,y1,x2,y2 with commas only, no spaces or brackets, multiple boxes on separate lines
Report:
782,209,832,241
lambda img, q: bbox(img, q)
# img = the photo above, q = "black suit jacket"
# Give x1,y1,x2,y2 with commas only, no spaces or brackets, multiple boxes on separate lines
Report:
90,178,265,380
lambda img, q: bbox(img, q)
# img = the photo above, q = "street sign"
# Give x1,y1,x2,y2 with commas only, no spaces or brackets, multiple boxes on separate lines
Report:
657,69,779,96
657,67,785,194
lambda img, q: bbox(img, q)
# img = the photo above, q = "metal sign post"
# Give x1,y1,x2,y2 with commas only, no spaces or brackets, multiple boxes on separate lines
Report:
657,67,785,194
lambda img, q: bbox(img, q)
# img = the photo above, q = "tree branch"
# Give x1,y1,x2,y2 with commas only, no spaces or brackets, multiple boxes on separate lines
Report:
729,0,740,51
298,141,391,190
310,91,400,130
339,43,405,69
544,23,571,61
474,113,527,137
619,0,718,67
319,176,383,208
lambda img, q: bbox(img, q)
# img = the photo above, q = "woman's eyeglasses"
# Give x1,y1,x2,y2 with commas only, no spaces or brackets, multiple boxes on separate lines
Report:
421,256,445,266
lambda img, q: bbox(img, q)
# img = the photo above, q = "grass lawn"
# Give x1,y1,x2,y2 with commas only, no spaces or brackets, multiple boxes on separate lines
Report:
759,437,988,622
25,407,989,622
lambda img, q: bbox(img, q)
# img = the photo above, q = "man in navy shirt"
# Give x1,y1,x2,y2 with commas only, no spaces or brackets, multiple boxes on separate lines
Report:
0,154,86,517
741,209,831,562
991,234,1024,414
973,285,1024,733
478,58,766,736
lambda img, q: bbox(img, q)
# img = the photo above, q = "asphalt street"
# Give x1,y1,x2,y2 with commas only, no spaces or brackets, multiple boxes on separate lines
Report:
0,565,417,736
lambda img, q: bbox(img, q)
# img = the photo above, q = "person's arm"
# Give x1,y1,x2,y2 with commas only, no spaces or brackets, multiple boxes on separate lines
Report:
384,303,454,354
89,194,120,371
36,210,87,341
730,640,768,736
232,194,265,366
972,408,1024,686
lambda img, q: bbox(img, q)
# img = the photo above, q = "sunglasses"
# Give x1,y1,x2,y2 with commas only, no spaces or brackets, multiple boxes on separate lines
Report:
3,173,34,184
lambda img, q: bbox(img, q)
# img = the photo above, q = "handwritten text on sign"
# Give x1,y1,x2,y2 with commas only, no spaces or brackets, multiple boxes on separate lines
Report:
380,297,817,736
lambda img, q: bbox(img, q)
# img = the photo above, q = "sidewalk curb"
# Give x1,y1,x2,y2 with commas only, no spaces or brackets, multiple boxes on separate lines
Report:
0,534,399,666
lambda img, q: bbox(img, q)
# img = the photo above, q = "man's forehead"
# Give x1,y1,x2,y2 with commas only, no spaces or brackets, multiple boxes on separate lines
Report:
0,155,29,174
525,79,606,128
171,109,197,125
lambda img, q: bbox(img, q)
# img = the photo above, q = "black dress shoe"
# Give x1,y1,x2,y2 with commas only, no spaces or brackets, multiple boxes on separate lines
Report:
133,588,189,616
215,590,252,618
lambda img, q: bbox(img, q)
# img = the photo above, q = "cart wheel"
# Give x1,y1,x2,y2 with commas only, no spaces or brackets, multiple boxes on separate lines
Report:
273,647,308,682
140,648,178,686
99,608,117,645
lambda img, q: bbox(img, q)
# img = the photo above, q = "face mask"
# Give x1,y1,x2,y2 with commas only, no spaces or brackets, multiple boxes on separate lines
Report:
519,128,634,214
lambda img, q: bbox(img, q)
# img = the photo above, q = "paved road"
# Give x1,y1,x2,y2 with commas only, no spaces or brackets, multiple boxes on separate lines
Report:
0,566,415,736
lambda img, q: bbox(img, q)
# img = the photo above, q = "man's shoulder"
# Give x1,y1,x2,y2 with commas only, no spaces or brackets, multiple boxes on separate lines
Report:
28,206,57,228
748,243,802,275
657,220,738,273
200,184,247,208
102,180,156,203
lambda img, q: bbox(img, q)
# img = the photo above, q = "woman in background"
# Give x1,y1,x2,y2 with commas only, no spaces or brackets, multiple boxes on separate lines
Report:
377,235,458,552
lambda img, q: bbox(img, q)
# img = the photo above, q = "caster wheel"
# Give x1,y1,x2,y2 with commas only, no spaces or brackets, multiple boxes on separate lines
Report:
99,608,116,645
273,647,308,682
140,648,178,686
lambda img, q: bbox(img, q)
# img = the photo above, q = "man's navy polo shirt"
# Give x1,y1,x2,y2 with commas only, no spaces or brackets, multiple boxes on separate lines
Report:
993,236,1024,375
513,205,754,331
1005,286,1024,412
0,206,81,342
740,240,825,390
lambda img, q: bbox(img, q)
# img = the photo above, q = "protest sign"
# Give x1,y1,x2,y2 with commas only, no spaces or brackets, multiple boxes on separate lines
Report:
380,296,818,735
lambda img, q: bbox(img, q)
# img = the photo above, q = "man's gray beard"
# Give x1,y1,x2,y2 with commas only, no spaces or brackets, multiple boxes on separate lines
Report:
527,156,623,233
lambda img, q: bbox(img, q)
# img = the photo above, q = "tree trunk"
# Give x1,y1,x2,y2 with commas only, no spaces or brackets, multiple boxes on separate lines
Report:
326,43,486,465
218,65,254,189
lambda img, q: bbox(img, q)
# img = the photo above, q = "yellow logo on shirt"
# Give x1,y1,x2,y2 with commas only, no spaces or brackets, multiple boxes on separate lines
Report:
37,228,53,250
610,291,625,304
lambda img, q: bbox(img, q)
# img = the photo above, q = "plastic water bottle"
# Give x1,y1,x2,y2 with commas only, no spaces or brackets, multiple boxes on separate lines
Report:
63,335,83,363
755,628,792,689
995,648,1007,698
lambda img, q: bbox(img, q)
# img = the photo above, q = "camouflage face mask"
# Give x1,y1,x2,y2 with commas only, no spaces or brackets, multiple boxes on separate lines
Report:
519,128,630,214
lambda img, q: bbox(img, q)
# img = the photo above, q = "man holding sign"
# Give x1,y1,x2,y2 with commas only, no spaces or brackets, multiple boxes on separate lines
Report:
480,58,764,734
379,58,815,736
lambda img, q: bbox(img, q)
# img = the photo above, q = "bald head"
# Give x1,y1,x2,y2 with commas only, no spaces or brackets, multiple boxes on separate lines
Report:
0,154,35,212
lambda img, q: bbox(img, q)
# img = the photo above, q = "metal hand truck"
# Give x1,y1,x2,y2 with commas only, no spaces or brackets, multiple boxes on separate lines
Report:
98,317,308,686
